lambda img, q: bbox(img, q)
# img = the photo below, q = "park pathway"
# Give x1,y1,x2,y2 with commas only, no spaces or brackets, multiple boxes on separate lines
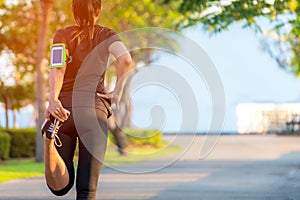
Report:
0,135,300,200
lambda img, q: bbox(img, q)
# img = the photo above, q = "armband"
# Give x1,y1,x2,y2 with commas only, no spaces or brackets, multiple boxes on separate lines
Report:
49,43,67,68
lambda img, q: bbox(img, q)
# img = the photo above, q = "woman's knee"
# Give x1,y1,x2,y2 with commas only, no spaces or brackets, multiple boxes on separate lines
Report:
48,162,75,196
48,182,74,196
48,172,74,196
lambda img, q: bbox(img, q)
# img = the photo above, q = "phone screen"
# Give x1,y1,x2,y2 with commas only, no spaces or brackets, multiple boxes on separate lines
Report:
50,44,65,68
53,48,63,65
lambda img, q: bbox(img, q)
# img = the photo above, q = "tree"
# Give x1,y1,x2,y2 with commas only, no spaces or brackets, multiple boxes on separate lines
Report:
261,26,300,75
0,0,41,129
35,0,55,162
0,0,74,161
0,81,35,128
173,0,295,30
0,81,9,128
166,0,300,75
0,1,40,76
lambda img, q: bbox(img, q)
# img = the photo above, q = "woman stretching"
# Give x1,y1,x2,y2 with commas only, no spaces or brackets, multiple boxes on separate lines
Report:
41,0,132,199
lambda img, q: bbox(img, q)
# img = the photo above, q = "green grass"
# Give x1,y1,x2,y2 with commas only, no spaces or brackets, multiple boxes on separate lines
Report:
104,141,182,166
0,159,44,183
0,142,182,183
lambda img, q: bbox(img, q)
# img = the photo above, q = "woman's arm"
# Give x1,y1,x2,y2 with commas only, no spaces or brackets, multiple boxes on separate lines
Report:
97,41,132,109
46,66,69,122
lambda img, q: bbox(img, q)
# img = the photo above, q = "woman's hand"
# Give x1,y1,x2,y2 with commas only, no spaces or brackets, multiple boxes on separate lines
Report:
45,99,69,122
97,91,121,110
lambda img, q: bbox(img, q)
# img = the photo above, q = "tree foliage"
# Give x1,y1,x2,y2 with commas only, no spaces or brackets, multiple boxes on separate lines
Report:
0,1,40,77
175,0,298,31
167,0,300,75
100,0,184,31
0,1,40,127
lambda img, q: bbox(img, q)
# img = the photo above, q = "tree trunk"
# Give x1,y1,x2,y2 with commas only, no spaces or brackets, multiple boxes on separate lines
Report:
13,109,17,128
106,83,129,155
4,100,8,129
119,73,134,128
107,53,140,155
105,75,129,155
107,69,138,155
0,82,9,128
108,118,128,155
35,0,54,162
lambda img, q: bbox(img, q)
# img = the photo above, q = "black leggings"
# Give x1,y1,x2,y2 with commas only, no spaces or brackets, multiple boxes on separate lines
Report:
48,106,108,200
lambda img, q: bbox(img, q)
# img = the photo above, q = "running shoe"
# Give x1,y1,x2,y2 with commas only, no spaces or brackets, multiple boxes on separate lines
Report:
41,110,70,147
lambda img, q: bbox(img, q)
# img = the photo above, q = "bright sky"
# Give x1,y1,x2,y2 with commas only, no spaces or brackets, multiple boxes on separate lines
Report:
0,52,15,85
186,24,300,103
185,24,300,132
130,24,300,133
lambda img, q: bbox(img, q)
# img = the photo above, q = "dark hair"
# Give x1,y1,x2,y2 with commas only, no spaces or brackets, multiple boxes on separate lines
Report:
71,0,102,43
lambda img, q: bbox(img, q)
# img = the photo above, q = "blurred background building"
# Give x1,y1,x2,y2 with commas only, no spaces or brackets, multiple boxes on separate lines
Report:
237,103,300,134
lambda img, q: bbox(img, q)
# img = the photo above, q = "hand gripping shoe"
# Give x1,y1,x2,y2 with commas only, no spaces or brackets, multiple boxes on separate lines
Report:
41,110,70,147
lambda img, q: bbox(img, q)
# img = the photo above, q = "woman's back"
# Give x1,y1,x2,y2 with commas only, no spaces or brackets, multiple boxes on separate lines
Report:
53,25,121,106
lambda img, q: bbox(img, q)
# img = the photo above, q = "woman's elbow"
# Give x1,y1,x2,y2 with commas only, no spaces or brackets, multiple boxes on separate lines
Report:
120,54,133,68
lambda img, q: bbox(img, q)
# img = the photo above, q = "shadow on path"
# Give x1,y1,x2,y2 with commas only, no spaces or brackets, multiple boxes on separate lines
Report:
144,152,300,200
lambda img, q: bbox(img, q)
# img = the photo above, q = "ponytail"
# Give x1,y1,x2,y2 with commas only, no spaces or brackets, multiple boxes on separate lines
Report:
71,0,102,44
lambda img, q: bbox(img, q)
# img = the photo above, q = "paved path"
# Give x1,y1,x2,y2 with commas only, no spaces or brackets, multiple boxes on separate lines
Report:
0,135,300,200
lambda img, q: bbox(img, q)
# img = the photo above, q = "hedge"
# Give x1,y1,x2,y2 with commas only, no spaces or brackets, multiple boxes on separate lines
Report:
0,127,162,159
5,128,36,158
125,128,162,147
0,131,11,160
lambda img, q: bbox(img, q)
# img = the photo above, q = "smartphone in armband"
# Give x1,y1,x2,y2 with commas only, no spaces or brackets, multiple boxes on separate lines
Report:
49,43,67,68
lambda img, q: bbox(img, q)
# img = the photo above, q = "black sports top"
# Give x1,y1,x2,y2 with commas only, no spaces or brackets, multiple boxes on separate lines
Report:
52,25,121,108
